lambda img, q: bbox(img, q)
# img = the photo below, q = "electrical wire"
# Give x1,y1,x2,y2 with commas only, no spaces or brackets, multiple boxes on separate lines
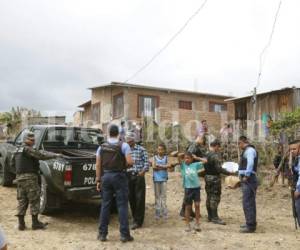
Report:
256,0,282,89
124,0,209,83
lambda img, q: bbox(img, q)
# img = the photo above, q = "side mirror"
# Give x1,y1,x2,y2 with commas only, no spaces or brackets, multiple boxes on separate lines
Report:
6,139,15,145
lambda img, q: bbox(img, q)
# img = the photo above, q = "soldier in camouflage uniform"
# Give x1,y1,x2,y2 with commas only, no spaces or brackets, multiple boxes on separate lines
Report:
204,139,234,225
11,131,60,231
187,136,207,159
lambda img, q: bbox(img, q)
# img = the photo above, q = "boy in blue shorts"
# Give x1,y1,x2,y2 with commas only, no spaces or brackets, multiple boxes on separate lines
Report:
179,151,205,232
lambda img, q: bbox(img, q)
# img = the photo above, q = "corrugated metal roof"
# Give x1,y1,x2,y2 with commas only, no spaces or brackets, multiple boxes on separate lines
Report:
225,86,300,102
88,81,233,99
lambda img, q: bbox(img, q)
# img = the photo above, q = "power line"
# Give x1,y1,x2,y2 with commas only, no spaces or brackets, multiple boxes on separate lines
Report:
124,0,209,83
252,0,282,138
256,0,282,89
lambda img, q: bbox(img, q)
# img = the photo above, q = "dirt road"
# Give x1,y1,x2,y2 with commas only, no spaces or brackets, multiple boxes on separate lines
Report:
0,170,299,250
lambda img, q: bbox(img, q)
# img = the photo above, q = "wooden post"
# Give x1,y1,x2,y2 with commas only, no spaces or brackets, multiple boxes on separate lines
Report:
252,87,257,139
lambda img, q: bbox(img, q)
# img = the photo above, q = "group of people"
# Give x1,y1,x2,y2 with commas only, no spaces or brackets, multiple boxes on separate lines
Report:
9,122,300,245
178,135,258,233
95,123,262,243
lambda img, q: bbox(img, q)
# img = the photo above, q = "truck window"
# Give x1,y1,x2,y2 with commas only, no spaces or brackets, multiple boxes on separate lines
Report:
31,128,43,148
43,128,67,147
75,129,99,145
42,127,101,149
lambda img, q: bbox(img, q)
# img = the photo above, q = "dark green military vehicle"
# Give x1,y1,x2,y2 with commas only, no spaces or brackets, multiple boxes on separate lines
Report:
0,125,104,214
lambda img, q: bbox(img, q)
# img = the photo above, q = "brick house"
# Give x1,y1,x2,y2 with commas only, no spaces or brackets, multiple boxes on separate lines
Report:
78,82,234,137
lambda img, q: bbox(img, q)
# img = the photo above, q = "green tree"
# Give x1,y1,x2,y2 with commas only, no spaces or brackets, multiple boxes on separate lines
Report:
0,106,41,136
270,108,300,141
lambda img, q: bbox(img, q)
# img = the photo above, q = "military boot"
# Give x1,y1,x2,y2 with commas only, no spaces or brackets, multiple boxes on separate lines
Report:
32,215,47,230
206,206,212,222
211,209,226,225
179,204,185,217
17,215,26,231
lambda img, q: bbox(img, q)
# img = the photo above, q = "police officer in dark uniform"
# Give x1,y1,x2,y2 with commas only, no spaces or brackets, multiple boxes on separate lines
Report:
289,140,300,225
96,124,134,243
204,139,234,225
238,136,259,233
12,131,60,231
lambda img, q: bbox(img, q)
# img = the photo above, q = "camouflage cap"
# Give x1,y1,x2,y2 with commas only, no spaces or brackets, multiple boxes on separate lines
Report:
23,131,35,142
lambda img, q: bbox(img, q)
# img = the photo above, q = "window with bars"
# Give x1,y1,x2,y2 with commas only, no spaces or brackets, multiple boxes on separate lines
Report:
209,102,227,112
138,95,157,117
179,100,192,110
113,93,124,118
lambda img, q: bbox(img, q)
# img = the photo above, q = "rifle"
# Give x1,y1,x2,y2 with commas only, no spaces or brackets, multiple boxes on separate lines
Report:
291,187,298,230
269,148,289,187
288,151,299,230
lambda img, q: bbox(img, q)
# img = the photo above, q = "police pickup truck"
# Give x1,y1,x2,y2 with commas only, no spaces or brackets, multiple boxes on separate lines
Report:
0,125,104,214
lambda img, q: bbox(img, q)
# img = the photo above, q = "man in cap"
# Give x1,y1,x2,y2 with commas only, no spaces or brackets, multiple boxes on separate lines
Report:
96,124,134,243
126,131,149,230
238,136,259,233
11,131,60,231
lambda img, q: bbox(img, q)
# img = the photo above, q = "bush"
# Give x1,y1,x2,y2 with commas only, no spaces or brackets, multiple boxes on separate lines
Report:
271,108,300,142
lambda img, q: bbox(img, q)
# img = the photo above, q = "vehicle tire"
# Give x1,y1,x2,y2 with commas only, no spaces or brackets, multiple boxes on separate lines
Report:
40,175,61,214
0,159,15,187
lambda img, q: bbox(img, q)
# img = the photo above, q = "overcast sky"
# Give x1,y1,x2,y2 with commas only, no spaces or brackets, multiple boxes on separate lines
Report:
0,0,299,115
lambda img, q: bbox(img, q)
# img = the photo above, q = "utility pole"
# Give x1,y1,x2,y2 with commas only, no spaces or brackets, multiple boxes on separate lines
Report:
252,87,257,139
252,0,282,140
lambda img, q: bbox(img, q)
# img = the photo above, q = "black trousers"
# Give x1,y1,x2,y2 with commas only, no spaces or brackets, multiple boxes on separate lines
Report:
99,172,130,237
127,173,146,226
295,196,300,226
241,175,258,230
